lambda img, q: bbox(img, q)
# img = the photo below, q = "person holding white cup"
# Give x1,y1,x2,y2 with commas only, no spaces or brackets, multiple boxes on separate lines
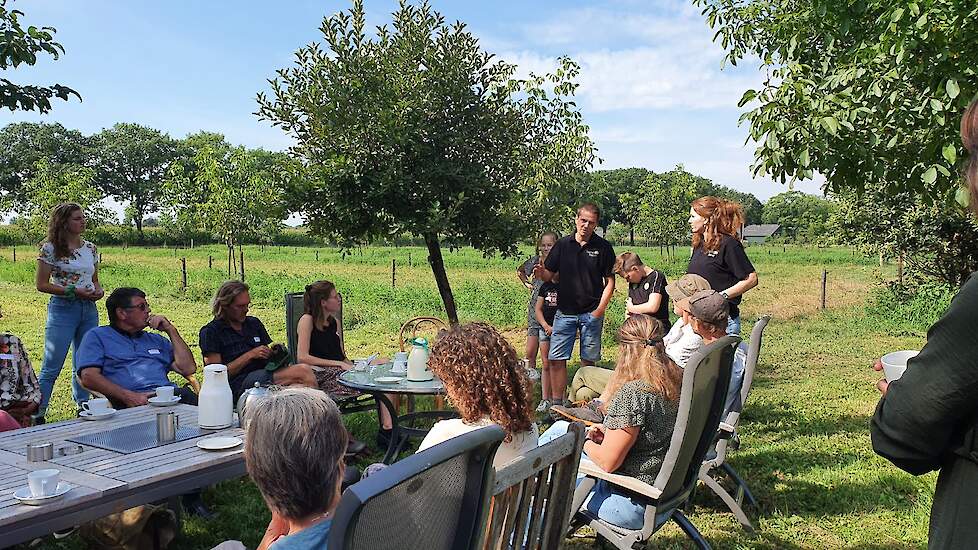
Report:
871,99,978,549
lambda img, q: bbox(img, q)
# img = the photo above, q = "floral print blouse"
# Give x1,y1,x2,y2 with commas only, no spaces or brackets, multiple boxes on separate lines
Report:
38,240,99,290
0,333,41,409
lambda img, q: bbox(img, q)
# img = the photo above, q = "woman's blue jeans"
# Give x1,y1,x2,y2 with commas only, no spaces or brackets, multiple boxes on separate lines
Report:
540,421,647,530
37,296,98,415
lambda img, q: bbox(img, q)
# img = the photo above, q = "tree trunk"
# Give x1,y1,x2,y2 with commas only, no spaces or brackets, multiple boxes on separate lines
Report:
423,232,459,326
629,226,635,246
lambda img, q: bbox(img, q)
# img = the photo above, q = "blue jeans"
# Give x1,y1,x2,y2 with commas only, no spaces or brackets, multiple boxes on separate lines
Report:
726,315,741,336
548,310,604,362
540,421,647,529
37,297,98,415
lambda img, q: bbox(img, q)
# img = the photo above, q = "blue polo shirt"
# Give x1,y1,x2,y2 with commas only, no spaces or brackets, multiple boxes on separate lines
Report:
76,326,176,393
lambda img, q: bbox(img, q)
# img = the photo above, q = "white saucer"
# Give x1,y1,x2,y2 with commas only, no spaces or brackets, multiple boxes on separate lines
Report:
14,482,72,505
375,376,402,384
196,436,242,451
148,396,182,407
79,409,117,420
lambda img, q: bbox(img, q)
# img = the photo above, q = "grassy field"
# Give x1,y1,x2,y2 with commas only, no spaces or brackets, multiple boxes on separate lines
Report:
0,243,938,549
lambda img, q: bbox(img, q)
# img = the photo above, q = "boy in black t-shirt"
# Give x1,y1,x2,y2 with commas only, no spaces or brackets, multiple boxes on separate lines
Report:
614,252,671,333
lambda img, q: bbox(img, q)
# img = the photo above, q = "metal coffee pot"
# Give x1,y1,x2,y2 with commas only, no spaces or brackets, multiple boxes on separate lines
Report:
236,382,270,430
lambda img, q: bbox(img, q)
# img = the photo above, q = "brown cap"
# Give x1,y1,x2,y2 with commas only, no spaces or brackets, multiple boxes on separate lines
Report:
688,290,729,324
665,274,712,303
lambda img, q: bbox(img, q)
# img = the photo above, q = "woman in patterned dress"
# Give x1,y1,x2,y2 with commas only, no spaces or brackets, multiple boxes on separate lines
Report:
0,306,42,430
34,203,104,419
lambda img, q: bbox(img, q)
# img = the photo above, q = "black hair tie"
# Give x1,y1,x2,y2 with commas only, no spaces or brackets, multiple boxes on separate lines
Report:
646,337,663,347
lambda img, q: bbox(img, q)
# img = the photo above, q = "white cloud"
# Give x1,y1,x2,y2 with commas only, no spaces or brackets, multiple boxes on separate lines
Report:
495,4,764,112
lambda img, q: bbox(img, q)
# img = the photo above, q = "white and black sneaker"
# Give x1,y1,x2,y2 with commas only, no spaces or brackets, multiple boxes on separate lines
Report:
534,399,551,413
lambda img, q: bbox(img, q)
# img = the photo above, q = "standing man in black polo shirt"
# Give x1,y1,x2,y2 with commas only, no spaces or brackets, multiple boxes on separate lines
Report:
199,280,317,400
533,203,615,408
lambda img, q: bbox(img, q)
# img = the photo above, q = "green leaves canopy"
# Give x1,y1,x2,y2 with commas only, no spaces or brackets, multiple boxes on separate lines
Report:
696,0,977,199
0,0,80,113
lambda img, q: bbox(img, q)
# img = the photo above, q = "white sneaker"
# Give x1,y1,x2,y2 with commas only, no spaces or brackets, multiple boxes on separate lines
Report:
535,400,551,413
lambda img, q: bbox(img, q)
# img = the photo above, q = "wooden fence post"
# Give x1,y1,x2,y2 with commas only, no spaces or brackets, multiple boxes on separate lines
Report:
208,255,213,269
315,250,319,261
392,259,396,288
820,269,828,310
181,258,187,291
408,252,412,267
240,249,246,282
12,246,15,263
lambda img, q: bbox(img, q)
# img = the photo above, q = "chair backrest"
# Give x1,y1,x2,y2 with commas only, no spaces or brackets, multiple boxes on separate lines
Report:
738,315,771,409
480,423,587,550
285,291,343,361
653,336,739,502
398,317,448,351
329,425,505,550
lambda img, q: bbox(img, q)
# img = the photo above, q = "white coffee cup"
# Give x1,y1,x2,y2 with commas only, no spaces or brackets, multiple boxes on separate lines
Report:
881,350,919,382
28,468,60,497
156,386,175,400
394,351,408,363
82,397,111,414
353,359,368,372
392,359,408,373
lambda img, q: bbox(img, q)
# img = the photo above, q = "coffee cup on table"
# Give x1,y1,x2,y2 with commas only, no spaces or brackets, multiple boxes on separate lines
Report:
27,469,60,497
394,351,408,363
156,386,175,400
353,359,368,372
82,397,111,414
881,350,919,382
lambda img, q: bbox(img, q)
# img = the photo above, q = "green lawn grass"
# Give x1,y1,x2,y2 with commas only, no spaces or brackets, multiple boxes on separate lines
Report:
0,243,935,549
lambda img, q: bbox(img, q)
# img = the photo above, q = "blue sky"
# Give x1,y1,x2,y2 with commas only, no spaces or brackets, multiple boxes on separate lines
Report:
6,0,825,205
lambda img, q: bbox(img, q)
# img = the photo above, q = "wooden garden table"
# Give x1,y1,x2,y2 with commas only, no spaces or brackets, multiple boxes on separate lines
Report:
0,404,245,547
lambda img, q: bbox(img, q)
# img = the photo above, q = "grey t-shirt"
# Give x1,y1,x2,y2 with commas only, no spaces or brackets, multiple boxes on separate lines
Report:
603,380,679,486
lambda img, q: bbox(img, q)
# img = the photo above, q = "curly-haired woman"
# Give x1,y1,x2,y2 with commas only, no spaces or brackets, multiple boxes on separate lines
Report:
686,196,758,335
417,322,538,468
541,314,682,529
35,203,104,419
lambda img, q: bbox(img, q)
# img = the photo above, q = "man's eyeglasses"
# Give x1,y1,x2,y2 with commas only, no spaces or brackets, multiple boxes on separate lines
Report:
123,302,149,311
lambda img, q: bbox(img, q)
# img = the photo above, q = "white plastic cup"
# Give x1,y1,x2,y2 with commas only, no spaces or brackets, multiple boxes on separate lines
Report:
881,350,919,382
82,397,110,413
394,351,409,363
28,468,60,497
156,386,175,400
353,359,368,372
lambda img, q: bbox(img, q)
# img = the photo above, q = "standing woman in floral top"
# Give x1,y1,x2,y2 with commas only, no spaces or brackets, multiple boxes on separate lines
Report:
34,203,104,419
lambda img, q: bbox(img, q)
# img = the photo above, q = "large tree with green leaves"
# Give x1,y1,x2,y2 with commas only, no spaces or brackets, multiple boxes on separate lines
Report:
92,123,180,235
0,0,80,113
12,159,113,241
695,0,976,200
162,141,290,276
762,190,835,242
0,122,90,207
257,0,596,324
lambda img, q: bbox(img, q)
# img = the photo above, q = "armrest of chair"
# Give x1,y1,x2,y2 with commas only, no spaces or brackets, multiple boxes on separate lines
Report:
578,459,662,501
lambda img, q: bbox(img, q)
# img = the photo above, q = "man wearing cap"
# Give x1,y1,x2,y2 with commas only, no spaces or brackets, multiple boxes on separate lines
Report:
686,290,749,413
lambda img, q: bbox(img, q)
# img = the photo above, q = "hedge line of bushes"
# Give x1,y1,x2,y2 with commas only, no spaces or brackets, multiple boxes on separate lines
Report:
0,225,433,248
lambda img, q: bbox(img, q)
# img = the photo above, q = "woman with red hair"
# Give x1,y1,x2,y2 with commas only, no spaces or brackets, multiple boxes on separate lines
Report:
686,197,758,335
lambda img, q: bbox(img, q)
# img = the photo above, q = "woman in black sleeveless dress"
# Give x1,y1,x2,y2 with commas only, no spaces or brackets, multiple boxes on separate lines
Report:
296,281,359,396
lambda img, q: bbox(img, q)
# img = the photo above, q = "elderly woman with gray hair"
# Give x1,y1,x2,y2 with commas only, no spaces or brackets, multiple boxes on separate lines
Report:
246,387,348,550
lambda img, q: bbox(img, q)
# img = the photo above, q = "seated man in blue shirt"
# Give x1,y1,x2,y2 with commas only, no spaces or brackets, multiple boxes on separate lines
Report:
77,287,198,408
685,290,748,414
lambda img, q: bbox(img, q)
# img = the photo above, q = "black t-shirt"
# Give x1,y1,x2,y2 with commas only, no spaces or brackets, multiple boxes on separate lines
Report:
543,234,615,315
537,282,559,325
630,269,671,331
687,234,756,319
199,316,272,394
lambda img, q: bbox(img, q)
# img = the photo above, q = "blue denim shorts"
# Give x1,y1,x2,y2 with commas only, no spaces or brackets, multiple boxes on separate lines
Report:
538,328,551,343
548,310,604,362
